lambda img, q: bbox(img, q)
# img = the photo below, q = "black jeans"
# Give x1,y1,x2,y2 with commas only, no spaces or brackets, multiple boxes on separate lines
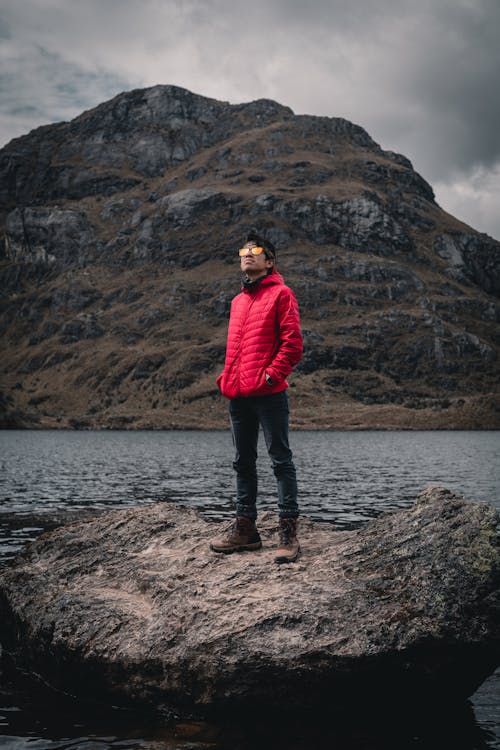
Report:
229,391,299,520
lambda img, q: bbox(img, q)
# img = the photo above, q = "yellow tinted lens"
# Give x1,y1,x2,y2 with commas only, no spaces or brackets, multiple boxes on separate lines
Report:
239,246,264,256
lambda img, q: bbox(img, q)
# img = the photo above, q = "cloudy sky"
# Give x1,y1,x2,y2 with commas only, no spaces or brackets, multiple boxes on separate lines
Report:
1,0,499,239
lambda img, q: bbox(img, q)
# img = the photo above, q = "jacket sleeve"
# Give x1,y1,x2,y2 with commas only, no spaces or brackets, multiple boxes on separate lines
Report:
267,287,303,383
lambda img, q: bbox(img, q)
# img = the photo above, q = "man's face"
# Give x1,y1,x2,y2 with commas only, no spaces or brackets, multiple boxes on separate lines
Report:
240,241,274,278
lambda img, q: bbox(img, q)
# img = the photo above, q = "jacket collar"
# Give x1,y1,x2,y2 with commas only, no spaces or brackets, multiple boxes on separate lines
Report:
241,269,284,292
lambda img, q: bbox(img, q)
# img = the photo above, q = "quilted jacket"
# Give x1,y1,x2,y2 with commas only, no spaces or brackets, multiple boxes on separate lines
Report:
217,269,302,399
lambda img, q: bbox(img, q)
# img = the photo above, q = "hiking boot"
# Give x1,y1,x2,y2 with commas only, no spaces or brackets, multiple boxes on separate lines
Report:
210,516,262,554
274,517,300,564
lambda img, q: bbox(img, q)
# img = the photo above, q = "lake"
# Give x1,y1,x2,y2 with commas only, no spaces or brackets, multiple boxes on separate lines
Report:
0,429,499,749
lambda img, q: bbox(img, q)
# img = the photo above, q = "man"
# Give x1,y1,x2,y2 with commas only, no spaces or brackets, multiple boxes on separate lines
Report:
212,232,303,563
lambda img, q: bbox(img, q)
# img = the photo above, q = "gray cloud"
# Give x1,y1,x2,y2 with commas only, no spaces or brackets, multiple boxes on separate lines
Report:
388,0,500,176
0,38,132,144
0,0,499,239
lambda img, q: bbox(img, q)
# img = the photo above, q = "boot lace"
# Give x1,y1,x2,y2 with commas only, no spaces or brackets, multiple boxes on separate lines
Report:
279,519,296,546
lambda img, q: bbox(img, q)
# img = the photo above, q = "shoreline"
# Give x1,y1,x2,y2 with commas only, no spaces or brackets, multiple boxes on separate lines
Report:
1,424,500,431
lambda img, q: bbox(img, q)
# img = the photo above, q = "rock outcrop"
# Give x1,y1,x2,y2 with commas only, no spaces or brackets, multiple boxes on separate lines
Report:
1,487,499,717
5,207,101,269
1,84,499,429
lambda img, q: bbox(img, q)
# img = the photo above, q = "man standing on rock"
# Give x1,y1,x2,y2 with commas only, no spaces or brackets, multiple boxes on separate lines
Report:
212,232,303,563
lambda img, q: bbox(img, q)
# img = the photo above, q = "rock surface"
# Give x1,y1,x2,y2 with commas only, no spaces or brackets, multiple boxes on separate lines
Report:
1,487,499,716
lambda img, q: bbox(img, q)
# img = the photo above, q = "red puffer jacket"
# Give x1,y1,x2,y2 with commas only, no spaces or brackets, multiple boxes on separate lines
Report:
217,270,302,399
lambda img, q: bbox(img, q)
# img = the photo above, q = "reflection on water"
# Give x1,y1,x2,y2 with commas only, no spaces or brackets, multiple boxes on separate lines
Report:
0,429,499,749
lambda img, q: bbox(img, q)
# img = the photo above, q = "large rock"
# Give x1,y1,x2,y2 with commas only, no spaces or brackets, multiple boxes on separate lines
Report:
0,487,499,716
5,206,100,268
434,232,500,297
251,193,414,253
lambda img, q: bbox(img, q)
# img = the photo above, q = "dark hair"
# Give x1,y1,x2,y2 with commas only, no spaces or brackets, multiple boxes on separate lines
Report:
246,232,276,261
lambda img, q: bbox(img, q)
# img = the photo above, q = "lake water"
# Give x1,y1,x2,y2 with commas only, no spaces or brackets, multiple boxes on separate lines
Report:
0,429,499,749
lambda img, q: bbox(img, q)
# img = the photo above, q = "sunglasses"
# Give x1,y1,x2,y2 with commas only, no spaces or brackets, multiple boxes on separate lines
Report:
239,246,264,257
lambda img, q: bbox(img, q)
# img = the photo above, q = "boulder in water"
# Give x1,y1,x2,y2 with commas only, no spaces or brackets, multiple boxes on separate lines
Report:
0,486,499,716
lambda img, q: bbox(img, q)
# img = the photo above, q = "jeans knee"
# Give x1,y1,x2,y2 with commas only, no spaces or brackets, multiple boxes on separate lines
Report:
233,460,257,478
272,459,296,478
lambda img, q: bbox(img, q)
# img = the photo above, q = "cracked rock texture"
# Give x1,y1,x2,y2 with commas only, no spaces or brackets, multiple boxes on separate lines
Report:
0,487,499,715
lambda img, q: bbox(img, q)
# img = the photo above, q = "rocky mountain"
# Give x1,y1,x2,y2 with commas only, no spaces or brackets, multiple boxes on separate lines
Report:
1,84,499,429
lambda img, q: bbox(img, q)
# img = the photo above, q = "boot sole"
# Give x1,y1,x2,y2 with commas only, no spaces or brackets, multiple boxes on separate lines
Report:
210,541,262,554
274,544,300,564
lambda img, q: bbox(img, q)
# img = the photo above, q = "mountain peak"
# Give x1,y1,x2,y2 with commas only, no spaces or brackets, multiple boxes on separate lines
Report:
0,85,498,429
